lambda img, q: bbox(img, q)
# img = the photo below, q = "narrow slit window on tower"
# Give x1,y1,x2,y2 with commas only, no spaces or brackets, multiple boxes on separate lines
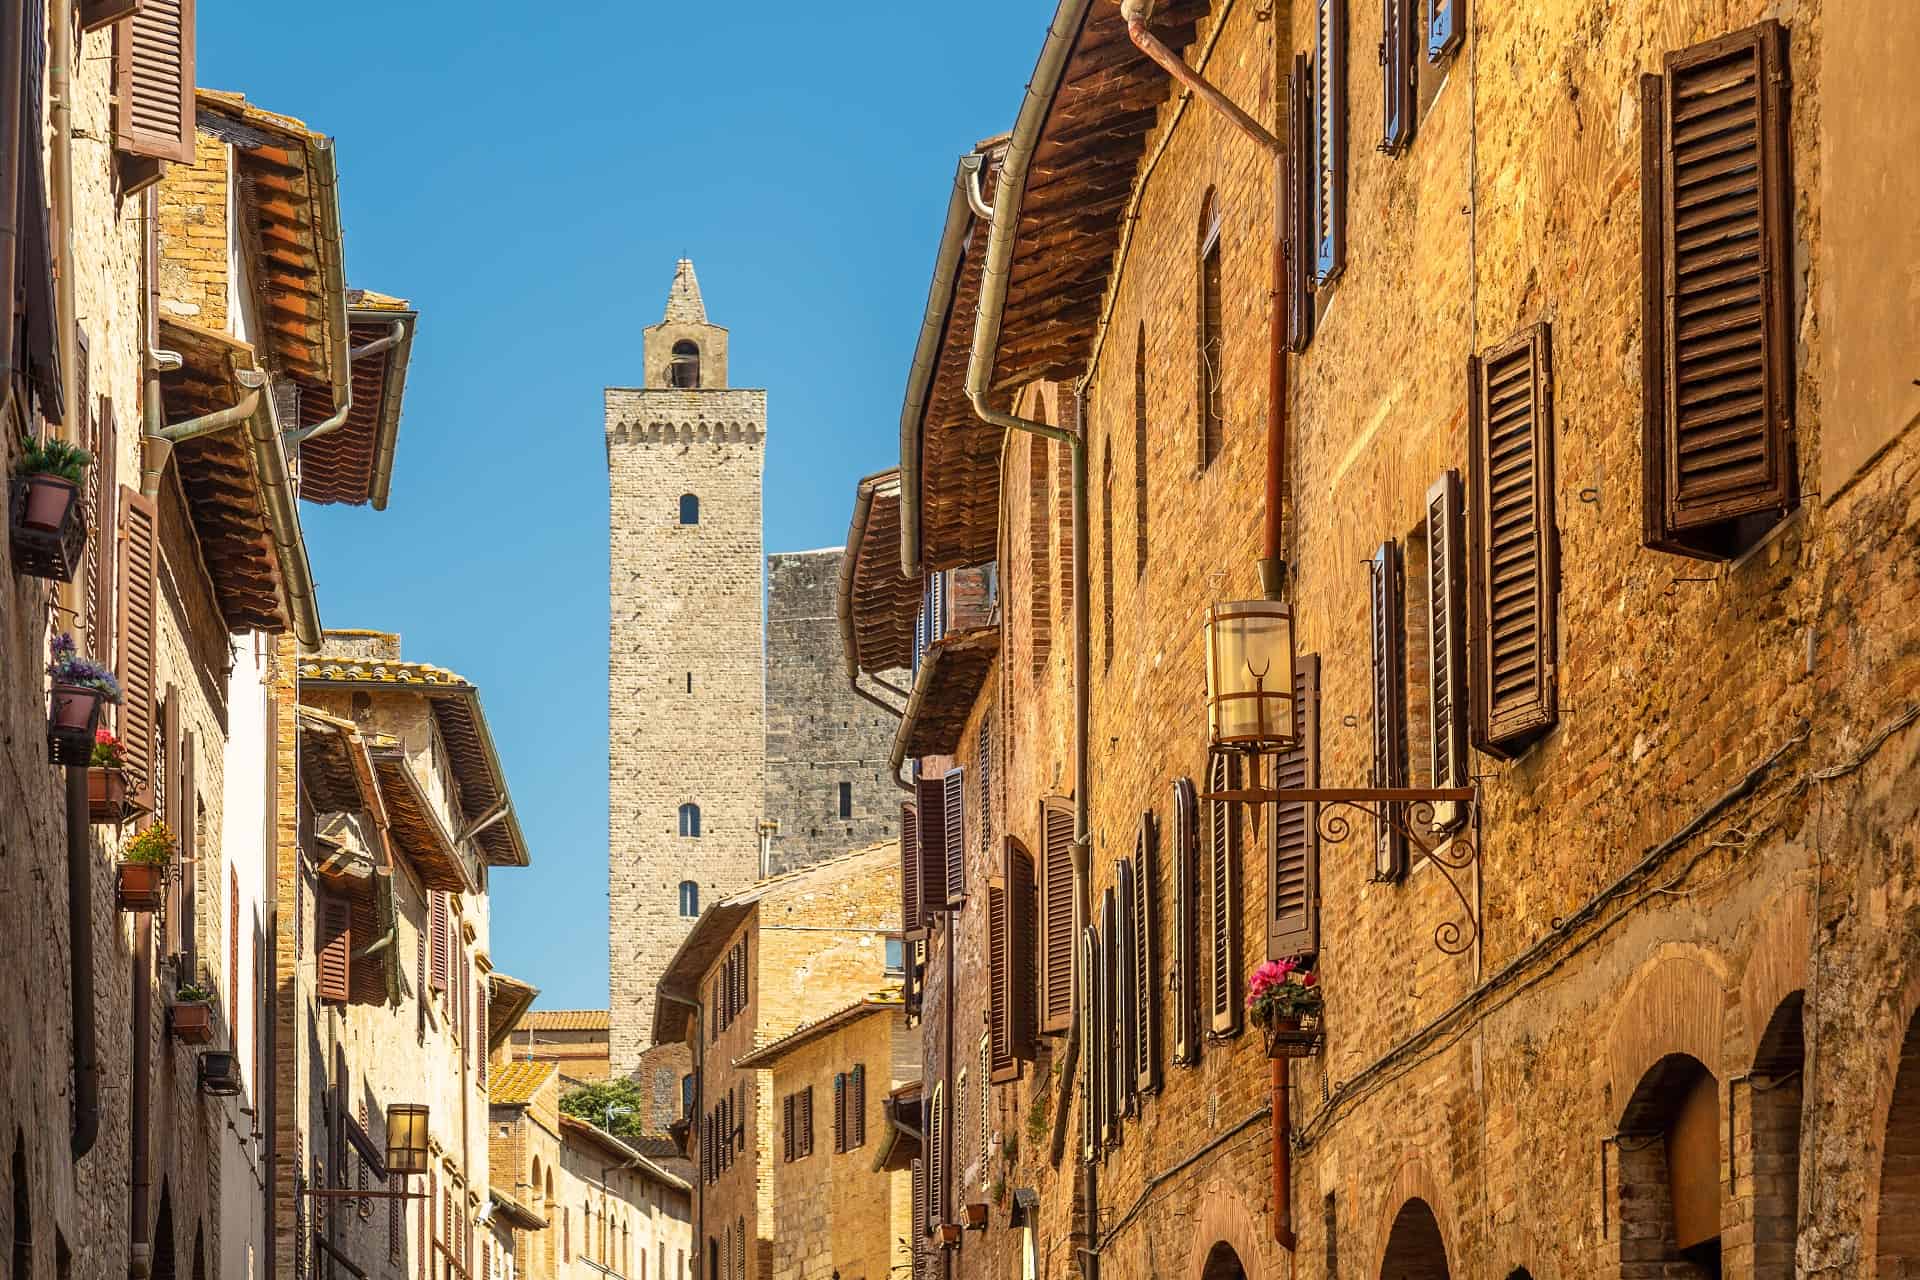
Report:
670,340,701,388
838,782,853,819
679,494,700,525
686,672,693,693
678,881,700,918
679,804,702,838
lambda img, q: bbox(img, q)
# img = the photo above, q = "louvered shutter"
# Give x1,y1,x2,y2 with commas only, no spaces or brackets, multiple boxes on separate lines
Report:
1132,814,1160,1094
1467,324,1560,758
732,1222,742,1280
942,768,966,906
986,876,1009,1080
85,399,118,668
161,688,182,950
115,486,159,813
900,802,922,935
478,983,488,1088
1369,542,1409,880
1039,798,1075,1034
928,1085,944,1226
182,732,198,965
1641,22,1795,559
112,0,195,163
1078,929,1098,1161
833,1074,846,1153
1286,54,1316,354
430,893,449,993
1112,864,1137,1112
1314,0,1348,284
851,1064,866,1147
801,1086,814,1157
977,716,993,851
1006,837,1037,1068
911,1157,926,1251
915,777,948,914
1426,475,1470,799
903,933,920,1018
1426,0,1462,61
316,895,352,1004
1171,778,1200,1065
79,0,139,34
1269,656,1322,959
1380,0,1415,154
737,937,748,1017
1097,892,1118,1145
1206,754,1241,1035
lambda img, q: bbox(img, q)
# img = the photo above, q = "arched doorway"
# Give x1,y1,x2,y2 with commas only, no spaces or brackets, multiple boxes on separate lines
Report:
1200,1241,1247,1280
152,1186,176,1280
11,1132,32,1280
1379,1198,1450,1279
1877,1007,1920,1273
1617,1053,1722,1277
1749,992,1805,1275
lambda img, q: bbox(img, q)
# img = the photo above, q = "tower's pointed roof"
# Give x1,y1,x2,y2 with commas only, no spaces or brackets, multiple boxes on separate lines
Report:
663,259,706,325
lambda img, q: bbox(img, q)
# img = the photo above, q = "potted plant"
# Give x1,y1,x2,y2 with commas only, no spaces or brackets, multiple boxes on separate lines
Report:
1246,957,1325,1059
116,821,175,913
88,728,136,824
171,982,215,1044
46,632,121,766
9,434,91,581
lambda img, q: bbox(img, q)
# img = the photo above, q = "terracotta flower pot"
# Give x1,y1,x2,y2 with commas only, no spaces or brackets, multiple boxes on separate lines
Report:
964,1203,989,1231
938,1223,962,1247
20,474,78,532
47,685,105,766
1259,1011,1325,1060
171,1001,214,1045
116,861,168,913
88,768,131,824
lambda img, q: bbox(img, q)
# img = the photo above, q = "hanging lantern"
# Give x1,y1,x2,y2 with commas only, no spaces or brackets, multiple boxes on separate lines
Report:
1203,598,1298,752
385,1103,431,1175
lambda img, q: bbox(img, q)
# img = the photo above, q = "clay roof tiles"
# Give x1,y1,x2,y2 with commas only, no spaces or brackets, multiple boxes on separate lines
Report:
488,1059,556,1107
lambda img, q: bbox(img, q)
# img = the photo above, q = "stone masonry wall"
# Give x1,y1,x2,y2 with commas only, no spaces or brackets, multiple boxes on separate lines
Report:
763,550,899,875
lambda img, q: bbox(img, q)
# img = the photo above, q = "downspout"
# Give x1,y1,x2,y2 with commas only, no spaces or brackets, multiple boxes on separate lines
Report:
1123,2,1296,1249
659,991,704,1275
0,0,23,428
139,367,267,498
129,915,154,1279
285,319,400,447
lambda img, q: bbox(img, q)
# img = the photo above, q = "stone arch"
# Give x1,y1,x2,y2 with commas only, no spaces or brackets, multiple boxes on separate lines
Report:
152,1183,176,1280
1370,1157,1460,1280
1615,1053,1722,1276
1379,1199,1451,1279
1605,949,1728,1117
1187,1180,1269,1280
1871,995,1920,1276
1742,990,1805,1276
670,340,700,389
1739,884,1810,1066
191,1223,205,1280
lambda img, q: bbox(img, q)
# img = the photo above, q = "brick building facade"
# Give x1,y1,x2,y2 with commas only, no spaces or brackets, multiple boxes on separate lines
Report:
843,1,1920,1279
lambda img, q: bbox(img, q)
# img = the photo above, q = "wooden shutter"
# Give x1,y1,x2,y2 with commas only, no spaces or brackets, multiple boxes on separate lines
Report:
903,933,920,1019
1097,891,1118,1144
1286,53,1316,354
1467,323,1560,758
851,1064,866,1147
1171,778,1200,1065
732,1222,743,1280
942,768,966,906
927,1084,944,1225
1079,928,1100,1159
1641,21,1795,559
478,981,488,1088
1314,0,1348,284
1269,656,1322,959
911,1157,926,1251
316,895,352,1004
1206,754,1241,1035
181,732,197,964
79,0,140,34
429,893,449,993
85,399,119,668
229,865,240,1033
1380,0,1415,154
1426,473,1470,795
833,1074,846,1153
1039,797,1075,1034
900,801,922,935
112,0,196,163
116,486,159,812
1132,814,1160,1094
977,715,993,852
987,877,1009,1080
161,688,182,949
1369,542,1409,880
800,1086,814,1157
915,777,948,914
1426,0,1462,62
1006,837,1037,1068
1112,863,1137,1112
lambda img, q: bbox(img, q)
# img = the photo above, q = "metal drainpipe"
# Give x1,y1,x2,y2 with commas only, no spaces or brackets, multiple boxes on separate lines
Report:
130,916,155,1279
286,318,400,448
0,0,23,426
659,991,704,1274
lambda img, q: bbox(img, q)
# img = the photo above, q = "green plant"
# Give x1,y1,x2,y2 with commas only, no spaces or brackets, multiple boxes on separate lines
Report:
91,728,126,770
560,1079,652,1138
1000,1133,1018,1161
16,434,91,483
175,983,211,1002
1025,1085,1050,1147
123,822,177,867
1246,957,1323,1026
991,1177,1007,1207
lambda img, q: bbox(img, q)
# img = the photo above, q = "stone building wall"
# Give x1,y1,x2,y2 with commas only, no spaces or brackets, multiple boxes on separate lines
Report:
606,278,767,1075
763,549,899,875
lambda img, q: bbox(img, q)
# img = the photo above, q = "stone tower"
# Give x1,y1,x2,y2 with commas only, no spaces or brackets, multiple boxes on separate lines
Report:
606,260,766,1075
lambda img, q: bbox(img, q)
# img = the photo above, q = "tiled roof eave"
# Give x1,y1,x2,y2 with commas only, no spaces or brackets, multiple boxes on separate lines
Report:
890,625,1002,771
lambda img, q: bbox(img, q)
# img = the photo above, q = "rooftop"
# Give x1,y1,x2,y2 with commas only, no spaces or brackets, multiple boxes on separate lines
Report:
524,1009,611,1033
732,994,904,1069
489,1059,556,1107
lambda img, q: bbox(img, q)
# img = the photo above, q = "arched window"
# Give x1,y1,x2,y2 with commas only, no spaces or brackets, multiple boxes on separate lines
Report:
670,340,701,388
679,493,700,525
1197,188,1225,470
679,804,701,838
678,881,700,918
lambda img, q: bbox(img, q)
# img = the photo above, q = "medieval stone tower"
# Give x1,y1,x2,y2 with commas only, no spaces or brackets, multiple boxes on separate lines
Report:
606,260,766,1074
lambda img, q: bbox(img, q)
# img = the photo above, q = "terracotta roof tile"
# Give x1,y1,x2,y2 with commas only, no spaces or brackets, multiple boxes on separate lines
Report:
525,1010,610,1032
489,1059,556,1107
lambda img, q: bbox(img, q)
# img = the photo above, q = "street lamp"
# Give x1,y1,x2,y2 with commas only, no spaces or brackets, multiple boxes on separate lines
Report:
386,1103,431,1175
1203,598,1298,753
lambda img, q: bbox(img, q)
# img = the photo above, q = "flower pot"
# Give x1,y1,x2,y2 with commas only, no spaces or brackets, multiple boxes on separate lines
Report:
171,1001,214,1045
47,685,105,766
1259,1012,1325,1060
937,1223,962,1247
963,1203,989,1231
88,768,133,825
196,1050,242,1096
116,861,168,913
9,475,87,581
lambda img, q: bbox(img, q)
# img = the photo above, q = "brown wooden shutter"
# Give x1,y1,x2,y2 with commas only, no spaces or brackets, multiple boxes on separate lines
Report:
833,1074,847,1153
1468,323,1560,758
229,865,239,1034
161,687,182,949
1269,655,1322,960
112,0,196,163
1380,0,1415,154
1132,813,1160,1094
1286,53,1316,354
1426,0,1462,61
802,1085,815,1156
977,715,993,852
911,1157,926,1250
1369,541,1409,880
1207,754,1240,1035
1641,21,1795,559
942,768,966,906
1426,473,1469,794
851,1064,866,1147
430,893,450,993
85,399,118,669
79,0,140,34
1079,928,1098,1160
986,876,1009,1080
1006,836,1037,1069
1112,861,1137,1113
1171,777,1200,1065
903,933,920,1019
478,980,488,1088
915,777,948,913
928,1084,945,1225
900,801,922,935
316,895,352,1004
1097,890,1119,1145
1314,0,1348,284
180,731,196,966
1039,797,1075,1034
116,485,159,813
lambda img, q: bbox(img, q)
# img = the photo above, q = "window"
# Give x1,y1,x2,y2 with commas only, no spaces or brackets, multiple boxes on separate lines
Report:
1425,472,1469,803
884,937,905,975
1381,0,1416,153
681,1074,695,1119
679,493,700,525
670,340,700,388
686,671,693,693
1285,54,1316,353
1313,0,1349,285
1369,541,1410,880
679,803,701,838
1130,814,1159,1095
941,768,966,906
111,1,196,170
1269,657,1322,959
1170,778,1200,1065
837,781,852,819
1426,0,1463,61
1206,753,1242,1036
1133,325,1149,578
1039,798,1074,1035
988,834,1037,1082
1197,191,1225,470
678,881,699,918
900,802,922,937
1028,432,1052,676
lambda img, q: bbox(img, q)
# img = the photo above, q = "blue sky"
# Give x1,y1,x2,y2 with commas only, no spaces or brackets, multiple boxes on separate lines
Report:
201,3,1040,1008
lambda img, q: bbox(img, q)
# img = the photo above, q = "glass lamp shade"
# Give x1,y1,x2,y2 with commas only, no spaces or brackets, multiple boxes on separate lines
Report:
385,1103,431,1176
1203,598,1298,751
